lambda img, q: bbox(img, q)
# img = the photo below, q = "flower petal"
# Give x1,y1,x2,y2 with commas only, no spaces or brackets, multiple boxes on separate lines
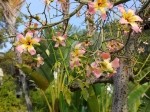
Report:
111,58,120,69
28,46,36,55
92,69,102,78
101,52,110,60
17,34,24,39
54,42,59,47
32,38,41,44
128,9,135,15
16,45,26,54
88,2,96,14
101,13,107,20
119,18,129,24
135,15,143,22
61,41,66,46
70,57,81,69
107,2,113,9
17,34,26,43
26,32,33,38
118,4,125,13
130,22,141,33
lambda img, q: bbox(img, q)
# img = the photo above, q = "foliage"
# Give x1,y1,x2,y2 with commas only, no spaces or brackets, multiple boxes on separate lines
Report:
0,75,27,111
0,0,150,112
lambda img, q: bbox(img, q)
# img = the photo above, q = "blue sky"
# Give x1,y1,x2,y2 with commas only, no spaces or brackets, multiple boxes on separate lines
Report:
1,0,85,52
0,0,141,52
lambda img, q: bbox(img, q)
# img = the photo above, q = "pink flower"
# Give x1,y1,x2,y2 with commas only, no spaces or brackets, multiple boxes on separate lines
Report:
119,6,143,33
71,43,86,57
90,62,102,78
36,54,44,67
88,2,96,15
88,0,113,20
86,62,102,78
15,32,41,55
100,52,120,73
111,58,120,69
52,32,67,47
69,43,86,69
70,57,81,69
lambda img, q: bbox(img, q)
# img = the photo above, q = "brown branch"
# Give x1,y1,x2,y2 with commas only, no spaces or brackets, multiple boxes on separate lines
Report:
69,76,113,92
9,4,83,37
138,0,150,13
36,4,83,30
114,0,130,6
25,0,131,31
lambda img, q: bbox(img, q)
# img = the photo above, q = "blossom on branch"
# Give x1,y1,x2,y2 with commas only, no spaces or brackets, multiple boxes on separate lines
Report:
52,32,67,47
70,43,86,69
100,52,120,73
87,52,120,78
119,5,143,33
90,61,102,78
88,0,113,20
15,32,41,55
71,43,86,57
70,57,81,69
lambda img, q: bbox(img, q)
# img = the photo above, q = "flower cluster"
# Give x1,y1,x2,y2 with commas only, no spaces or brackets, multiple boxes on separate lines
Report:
88,0,113,20
70,43,86,69
118,5,143,33
52,32,67,47
86,52,120,78
15,32,41,55
15,32,44,67
106,40,124,52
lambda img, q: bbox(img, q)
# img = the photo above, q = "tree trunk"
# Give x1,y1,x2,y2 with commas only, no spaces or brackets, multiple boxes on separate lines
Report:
112,58,129,112
112,33,135,112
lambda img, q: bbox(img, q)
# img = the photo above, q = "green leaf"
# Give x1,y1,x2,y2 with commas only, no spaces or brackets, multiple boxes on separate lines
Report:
19,64,49,90
87,86,100,112
128,83,150,112
138,96,150,112
135,67,150,82
81,88,89,101
59,92,68,112
64,88,72,105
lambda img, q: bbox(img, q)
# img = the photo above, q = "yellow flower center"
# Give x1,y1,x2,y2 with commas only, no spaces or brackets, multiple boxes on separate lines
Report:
26,40,32,45
56,36,64,42
123,11,136,23
96,0,107,8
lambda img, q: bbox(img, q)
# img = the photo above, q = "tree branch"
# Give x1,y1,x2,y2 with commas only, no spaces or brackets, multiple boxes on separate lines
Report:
27,0,131,30
36,4,83,30
69,76,113,92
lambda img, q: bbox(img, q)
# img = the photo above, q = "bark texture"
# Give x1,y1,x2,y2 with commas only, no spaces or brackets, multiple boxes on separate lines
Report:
112,34,135,112
112,59,129,112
